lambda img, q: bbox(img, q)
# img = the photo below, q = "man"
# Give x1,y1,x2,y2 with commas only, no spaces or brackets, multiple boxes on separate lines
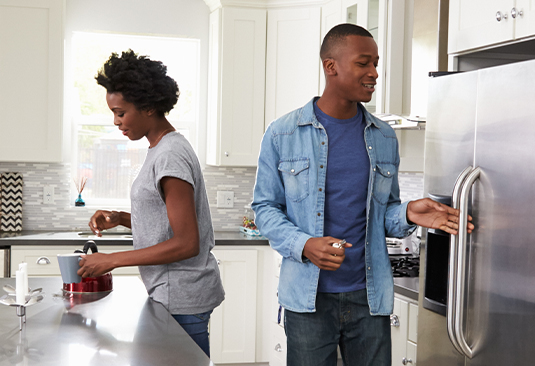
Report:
252,24,473,366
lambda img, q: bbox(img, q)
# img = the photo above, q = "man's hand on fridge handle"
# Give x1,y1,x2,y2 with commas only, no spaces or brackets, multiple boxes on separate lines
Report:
407,198,474,235
302,237,352,270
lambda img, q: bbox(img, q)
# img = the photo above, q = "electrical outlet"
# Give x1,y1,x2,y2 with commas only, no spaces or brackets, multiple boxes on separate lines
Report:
43,186,55,204
216,191,234,208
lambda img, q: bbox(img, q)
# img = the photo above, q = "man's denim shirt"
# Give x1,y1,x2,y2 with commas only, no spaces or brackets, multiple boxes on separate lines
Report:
252,98,416,315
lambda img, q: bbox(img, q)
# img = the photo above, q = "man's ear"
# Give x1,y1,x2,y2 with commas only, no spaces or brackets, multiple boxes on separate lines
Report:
323,58,336,76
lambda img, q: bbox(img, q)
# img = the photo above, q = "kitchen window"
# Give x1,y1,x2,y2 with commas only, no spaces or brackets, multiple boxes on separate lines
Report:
69,32,200,207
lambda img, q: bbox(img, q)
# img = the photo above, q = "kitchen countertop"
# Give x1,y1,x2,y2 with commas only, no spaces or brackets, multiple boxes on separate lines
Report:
0,230,269,246
393,277,419,301
0,276,210,365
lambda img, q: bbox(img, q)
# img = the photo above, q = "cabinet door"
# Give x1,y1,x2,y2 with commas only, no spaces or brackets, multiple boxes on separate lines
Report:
206,7,267,166
0,0,64,162
391,296,409,366
448,0,515,54
515,0,535,39
210,249,258,363
265,7,321,125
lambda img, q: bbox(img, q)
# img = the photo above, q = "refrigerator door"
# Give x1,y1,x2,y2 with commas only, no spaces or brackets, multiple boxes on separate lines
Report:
418,70,478,366
465,59,535,365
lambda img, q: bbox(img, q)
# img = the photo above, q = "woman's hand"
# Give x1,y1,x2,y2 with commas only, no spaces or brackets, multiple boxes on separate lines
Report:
88,210,122,236
77,252,115,278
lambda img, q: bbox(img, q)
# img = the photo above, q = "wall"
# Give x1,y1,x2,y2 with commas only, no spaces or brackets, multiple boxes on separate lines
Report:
0,162,422,231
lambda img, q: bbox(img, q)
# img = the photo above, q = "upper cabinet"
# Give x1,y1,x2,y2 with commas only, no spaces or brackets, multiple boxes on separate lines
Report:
0,0,65,162
264,7,321,124
205,0,411,166
206,6,267,166
449,0,535,54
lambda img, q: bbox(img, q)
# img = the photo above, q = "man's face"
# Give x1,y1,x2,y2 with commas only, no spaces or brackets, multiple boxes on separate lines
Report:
330,35,379,103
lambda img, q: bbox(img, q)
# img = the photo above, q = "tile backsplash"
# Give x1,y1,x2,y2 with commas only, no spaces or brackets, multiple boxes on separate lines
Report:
0,162,423,232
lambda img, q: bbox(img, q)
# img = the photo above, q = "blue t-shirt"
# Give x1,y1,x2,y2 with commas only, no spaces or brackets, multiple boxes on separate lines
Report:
314,102,370,293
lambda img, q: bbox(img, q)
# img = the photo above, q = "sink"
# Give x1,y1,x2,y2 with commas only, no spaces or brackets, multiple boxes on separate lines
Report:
77,231,133,239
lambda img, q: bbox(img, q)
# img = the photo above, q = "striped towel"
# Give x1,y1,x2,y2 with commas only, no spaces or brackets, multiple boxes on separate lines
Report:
0,172,23,232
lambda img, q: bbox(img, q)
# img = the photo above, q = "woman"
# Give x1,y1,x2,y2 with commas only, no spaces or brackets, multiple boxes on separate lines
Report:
79,50,224,357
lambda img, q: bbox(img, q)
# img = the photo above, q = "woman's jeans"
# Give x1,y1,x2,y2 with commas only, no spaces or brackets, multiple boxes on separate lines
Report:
172,310,213,357
284,289,391,366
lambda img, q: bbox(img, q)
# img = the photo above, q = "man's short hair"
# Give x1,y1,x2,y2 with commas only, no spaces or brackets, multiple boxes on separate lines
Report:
320,23,373,60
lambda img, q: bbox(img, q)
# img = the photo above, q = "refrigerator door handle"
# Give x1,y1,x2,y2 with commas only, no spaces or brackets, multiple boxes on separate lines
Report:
447,166,474,355
455,166,481,359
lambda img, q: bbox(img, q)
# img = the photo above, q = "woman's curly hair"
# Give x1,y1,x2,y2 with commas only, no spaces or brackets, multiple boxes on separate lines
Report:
95,49,179,116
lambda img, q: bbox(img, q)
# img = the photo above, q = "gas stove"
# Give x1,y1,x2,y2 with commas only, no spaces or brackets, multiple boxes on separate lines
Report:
390,256,420,278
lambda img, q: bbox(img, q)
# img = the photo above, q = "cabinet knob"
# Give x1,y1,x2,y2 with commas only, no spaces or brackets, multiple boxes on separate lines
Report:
225,151,229,157
274,343,283,352
402,357,413,365
36,256,51,265
217,259,221,265
496,11,508,21
511,8,523,18
390,314,400,327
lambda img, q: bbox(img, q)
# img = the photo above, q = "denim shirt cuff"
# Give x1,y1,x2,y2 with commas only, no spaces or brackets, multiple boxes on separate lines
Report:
290,232,313,263
401,201,418,232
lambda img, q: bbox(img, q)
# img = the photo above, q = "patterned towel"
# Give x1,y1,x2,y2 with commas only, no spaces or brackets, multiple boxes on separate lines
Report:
0,172,23,232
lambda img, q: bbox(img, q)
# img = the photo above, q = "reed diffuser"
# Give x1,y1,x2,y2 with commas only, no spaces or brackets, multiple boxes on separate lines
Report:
73,176,88,207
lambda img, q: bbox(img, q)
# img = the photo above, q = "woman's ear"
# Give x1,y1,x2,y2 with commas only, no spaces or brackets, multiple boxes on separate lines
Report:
145,108,156,117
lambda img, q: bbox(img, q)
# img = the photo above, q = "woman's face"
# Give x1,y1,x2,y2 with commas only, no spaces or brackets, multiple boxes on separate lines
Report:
106,92,151,141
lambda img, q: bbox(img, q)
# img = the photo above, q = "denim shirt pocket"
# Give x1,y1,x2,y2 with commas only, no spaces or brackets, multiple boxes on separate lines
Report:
278,158,310,202
372,163,396,205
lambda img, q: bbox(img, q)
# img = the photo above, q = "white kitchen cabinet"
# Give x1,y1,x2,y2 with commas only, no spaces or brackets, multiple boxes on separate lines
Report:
210,247,259,364
206,7,267,166
10,245,140,277
264,6,321,125
0,0,65,162
448,0,535,55
391,293,418,366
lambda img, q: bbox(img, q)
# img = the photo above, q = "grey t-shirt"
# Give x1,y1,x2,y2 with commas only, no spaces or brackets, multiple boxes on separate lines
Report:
130,131,225,314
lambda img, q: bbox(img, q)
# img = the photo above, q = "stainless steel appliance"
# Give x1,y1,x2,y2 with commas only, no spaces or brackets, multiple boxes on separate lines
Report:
418,59,535,365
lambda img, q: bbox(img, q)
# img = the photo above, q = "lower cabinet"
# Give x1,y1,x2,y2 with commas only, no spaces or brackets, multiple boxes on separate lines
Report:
10,245,140,277
210,246,273,365
391,294,418,366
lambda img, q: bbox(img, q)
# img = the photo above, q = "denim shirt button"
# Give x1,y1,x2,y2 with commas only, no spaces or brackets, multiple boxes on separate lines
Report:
368,146,372,150
290,169,295,173
317,213,321,216
368,267,371,270
373,168,376,171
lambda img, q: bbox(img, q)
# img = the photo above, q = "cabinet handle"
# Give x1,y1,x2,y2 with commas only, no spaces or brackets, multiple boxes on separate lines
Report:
36,256,51,265
402,357,413,365
217,259,221,265
224,151,229,157
390,314,400,327
496,11,508,21
274,343,283,352
511,7,523,18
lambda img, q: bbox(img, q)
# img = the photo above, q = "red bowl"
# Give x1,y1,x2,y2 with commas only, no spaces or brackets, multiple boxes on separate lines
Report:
63,273,113,293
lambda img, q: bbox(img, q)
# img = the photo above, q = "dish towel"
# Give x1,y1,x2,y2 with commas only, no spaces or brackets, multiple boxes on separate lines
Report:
0,172,23,232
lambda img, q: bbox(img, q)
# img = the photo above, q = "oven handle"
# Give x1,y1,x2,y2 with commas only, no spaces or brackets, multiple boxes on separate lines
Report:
447,166,473,355
454,166,480,359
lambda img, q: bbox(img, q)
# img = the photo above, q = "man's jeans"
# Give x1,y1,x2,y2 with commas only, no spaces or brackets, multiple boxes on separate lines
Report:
284,289,391,366
173,310,213,357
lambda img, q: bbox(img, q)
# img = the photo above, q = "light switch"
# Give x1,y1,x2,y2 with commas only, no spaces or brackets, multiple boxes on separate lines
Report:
217,191,234,208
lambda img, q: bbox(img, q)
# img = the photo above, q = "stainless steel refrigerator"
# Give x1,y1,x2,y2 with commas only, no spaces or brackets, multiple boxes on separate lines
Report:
417,59,535,365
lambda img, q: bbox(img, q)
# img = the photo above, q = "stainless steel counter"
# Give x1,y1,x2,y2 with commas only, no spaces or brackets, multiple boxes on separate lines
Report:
0,230,269,246
393,277,419,301
0,277,211,365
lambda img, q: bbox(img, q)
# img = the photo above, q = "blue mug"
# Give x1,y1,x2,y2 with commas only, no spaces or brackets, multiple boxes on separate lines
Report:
57,253,83,284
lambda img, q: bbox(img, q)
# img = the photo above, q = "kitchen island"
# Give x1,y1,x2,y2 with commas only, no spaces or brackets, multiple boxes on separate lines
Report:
0,276,211,365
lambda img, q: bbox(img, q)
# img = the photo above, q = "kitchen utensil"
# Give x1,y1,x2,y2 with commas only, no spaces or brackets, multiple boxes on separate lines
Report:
3,284,16,294
62,241,113,294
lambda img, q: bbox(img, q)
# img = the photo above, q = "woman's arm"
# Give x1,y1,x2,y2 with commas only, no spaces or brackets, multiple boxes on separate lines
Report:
78,176,199,277
89,210,132,235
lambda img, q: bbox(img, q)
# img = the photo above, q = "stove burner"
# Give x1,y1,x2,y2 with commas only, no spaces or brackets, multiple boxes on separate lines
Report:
390,256,420,277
